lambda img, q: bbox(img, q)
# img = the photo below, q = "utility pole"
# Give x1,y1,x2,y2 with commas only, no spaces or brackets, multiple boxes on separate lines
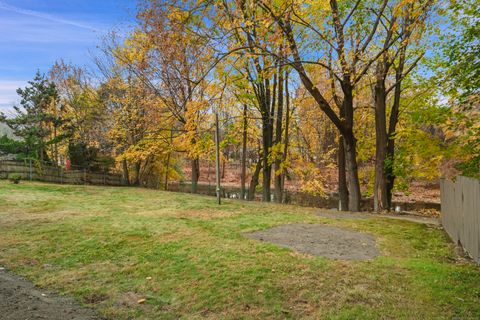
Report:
215,112,221,205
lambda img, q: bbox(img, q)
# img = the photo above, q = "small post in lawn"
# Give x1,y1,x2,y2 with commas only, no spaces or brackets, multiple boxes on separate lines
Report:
215,112,221,205
29,158,32,181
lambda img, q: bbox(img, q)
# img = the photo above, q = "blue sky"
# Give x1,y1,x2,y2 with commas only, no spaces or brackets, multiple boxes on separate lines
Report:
0,0,136,112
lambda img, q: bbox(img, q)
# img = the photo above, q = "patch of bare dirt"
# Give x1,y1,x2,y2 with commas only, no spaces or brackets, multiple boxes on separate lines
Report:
245,224,379,260
391,180,441,205
0,267,100,320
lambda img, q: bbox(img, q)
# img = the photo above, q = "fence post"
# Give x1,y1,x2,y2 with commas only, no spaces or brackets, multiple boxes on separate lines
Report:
29,158,32,181
84,168,87,185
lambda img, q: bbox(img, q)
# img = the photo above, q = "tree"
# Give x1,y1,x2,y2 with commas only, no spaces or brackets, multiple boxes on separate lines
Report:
245,0,401,211
0,134,25,158
441,0,480,178
112,0,215,193
0,71,64,163
372,0,433,211
215,1,281,201
103,75,152,185
49,60,110,168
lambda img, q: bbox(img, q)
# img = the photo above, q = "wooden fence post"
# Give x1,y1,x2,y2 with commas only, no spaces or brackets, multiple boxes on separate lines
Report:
29,158,32,181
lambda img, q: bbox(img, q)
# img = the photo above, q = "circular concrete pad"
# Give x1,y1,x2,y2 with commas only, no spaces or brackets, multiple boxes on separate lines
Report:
245,223,379,260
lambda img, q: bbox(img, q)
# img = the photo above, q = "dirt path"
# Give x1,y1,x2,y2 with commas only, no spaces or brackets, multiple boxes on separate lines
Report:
316,211,441,225
0,267,100,320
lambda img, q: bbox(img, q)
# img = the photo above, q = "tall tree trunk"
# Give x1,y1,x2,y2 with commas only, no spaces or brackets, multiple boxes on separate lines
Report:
259,73,275,203
374,79,389,211
342,82,361,211
274,66,284,203
122,159,130,186
191,158,200,193
338,98,349,211
281,72,290,192
338,136,349,211
240,104,248,200
262,117,273,202
134,161,141,186
248,156,262,201
386,138,395,207
386,47,407,208
164,129,173,191
343,132,361,211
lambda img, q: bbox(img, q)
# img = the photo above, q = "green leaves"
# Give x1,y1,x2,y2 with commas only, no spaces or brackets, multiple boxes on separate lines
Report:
0,72,64,161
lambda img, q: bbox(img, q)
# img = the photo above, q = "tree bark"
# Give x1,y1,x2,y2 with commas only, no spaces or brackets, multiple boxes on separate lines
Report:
240,104,248,200
343,132,361,211
338,136,349,211
341,82,361,212
374,74,389,211
274,66,284,203
134,161,141,186
191,158,200,193
386,137,395,207
122,159,130,186
338,95,349,211
164,129,173,191
261,115,273,202
164,152,171,191
281,72,290,193
248,156,262,201
386,46,407,208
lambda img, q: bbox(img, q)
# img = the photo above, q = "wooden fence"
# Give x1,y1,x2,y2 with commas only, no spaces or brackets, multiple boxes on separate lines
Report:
440,176,480,263
0,160,124,186
1,160,442,213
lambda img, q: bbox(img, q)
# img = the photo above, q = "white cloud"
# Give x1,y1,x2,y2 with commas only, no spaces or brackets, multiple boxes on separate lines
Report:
0,80,26,112
0,1,101,32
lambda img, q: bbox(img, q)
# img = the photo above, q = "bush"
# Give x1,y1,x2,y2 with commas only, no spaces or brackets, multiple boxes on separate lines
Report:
8,173,21,184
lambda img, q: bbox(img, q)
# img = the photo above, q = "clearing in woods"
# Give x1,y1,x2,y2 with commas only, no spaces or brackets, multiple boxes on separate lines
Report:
0,181,479,319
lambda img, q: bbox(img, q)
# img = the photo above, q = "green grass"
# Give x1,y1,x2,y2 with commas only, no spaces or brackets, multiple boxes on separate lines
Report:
0,181,479,319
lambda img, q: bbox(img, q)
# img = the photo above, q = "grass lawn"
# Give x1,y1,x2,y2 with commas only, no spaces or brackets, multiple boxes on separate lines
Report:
0,181,479,319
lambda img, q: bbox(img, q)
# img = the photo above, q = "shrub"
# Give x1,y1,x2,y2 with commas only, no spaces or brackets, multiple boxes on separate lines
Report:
8,173,22,184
